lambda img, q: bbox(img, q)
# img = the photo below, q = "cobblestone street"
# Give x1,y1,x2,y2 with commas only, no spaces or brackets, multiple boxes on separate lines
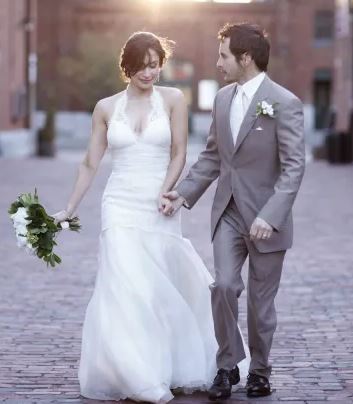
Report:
0,148,353,404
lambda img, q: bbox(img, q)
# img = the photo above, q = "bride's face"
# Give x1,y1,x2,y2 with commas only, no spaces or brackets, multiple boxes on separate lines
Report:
130,48,161,90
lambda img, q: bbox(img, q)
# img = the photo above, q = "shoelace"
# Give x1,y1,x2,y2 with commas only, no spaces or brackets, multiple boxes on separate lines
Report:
247,373,268,385
214,369,229,386
247,373,259,384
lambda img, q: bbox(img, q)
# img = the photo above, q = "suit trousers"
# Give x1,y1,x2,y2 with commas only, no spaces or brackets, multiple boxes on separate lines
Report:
210,197,286,378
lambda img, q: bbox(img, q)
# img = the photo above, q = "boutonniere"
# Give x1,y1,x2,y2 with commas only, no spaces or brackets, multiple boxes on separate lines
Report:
256,101,278,118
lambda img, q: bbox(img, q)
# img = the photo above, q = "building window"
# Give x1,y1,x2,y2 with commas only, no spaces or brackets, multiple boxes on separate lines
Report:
313,69,332,130
198,80,219,111
314,10,334,44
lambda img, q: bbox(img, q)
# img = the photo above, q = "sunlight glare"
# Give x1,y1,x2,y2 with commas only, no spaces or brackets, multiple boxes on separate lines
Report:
144,0,253,3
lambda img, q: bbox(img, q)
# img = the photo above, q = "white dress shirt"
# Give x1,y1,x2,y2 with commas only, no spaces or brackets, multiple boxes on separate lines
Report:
230,71,266,145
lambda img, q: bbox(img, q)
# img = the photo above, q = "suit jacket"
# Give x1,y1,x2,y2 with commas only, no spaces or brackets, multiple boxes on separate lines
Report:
176,75,305,253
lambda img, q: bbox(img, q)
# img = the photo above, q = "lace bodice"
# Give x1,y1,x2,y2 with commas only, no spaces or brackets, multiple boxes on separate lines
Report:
102,87,176,232
107,87,171,152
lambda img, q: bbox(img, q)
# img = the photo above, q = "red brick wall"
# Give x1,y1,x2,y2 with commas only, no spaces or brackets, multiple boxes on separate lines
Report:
37,0,336,111
277,0,335,103
0,0,28,130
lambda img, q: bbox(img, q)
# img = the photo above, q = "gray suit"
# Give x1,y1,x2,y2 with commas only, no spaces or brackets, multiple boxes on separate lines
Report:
176,75,305,378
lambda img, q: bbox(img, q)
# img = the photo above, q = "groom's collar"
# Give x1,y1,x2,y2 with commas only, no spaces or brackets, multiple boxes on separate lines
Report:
237,71,266,100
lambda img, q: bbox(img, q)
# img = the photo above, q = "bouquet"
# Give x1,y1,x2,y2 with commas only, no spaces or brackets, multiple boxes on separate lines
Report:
8,189,81,268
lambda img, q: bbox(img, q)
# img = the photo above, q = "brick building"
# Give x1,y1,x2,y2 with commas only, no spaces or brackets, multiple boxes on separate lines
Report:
0,0,37,157
36,0,352,144
1,0,351,155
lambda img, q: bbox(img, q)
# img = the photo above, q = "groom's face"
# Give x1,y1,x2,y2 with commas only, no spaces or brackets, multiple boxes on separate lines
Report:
217,37,243,83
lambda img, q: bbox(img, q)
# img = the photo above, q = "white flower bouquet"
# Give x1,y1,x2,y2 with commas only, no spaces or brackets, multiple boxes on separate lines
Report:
8,189,81,267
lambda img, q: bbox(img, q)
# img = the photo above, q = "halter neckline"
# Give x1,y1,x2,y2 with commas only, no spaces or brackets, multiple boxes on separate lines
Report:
110,86,167,138
125,85,155,101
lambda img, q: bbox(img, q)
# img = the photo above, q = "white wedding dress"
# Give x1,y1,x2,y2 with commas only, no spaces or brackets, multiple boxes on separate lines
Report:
78,87,250,403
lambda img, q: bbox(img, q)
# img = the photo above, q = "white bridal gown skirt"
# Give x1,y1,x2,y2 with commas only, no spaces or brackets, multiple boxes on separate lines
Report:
78,163,249,403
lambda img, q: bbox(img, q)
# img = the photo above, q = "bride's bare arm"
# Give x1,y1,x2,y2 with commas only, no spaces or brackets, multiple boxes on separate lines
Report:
158,90,188,211
53,101,108,222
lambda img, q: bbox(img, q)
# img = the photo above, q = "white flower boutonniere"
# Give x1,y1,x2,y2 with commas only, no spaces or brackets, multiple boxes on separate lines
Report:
256,101,278,118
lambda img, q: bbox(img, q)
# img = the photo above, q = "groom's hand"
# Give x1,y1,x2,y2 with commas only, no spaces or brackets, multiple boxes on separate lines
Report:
162,191,185,216
250,217,273,241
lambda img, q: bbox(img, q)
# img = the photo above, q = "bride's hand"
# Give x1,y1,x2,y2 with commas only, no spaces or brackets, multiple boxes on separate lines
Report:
162,191,185,216
158,193,170,213
52,210,70,225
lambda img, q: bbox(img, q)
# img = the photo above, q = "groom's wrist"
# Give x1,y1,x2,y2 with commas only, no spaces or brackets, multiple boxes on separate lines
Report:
175,186,190,209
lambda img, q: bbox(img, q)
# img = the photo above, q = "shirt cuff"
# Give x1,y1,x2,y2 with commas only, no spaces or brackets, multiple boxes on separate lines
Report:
183,200,190,208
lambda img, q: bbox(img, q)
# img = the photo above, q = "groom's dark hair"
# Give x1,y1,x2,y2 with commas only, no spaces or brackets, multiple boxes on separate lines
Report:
218,23,270,71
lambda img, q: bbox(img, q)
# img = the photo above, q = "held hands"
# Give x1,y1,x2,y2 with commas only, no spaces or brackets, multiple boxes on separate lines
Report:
158,193,171,213
250,217,273,241
160,191,185,216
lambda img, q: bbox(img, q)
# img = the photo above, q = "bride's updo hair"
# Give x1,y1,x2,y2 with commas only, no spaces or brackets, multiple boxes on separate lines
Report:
120,32,174,82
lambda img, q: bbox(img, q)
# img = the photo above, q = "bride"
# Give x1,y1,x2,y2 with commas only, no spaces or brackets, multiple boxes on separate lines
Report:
54,32,249,403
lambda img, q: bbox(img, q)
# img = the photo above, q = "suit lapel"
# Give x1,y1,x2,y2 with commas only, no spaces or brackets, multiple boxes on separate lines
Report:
221,83,237,153
232,75,272,156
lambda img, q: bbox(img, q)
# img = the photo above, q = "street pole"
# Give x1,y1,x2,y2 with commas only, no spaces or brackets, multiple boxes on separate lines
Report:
24,0,37,131
333,0,352,132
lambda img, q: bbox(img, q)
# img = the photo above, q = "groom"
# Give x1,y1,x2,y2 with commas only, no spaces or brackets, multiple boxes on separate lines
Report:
163,23,305,399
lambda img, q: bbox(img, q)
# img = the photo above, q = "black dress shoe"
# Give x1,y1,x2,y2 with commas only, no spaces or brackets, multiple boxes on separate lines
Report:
246,373,271,397
229,365,240,386
208,368,232,401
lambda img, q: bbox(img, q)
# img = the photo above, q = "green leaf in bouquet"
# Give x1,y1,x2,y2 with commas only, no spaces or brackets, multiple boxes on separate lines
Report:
37,235,53,251
27,234,39,245
41,252,59,268
43,243,53,252
43,254,51,266
34,188,39,203
40,249,51,258
68,216,82,232
19,192,37,208
53,254,62,264
8,200,23,215
28,204,48,222
33,227,48,234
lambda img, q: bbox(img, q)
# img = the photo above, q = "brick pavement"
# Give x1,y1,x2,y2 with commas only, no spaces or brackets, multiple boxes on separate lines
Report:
0,149,353,403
